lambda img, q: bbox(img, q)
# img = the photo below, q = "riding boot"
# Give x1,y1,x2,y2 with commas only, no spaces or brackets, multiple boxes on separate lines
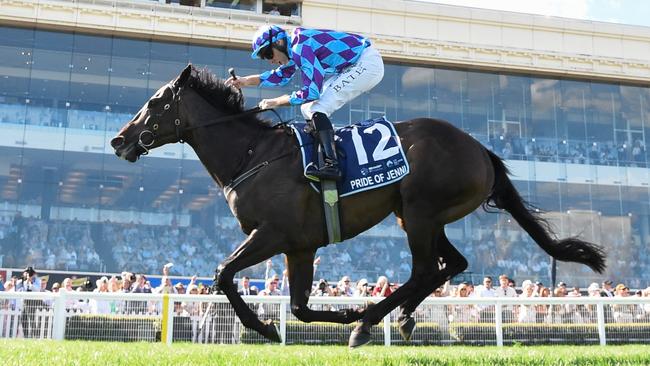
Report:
305,112,342,181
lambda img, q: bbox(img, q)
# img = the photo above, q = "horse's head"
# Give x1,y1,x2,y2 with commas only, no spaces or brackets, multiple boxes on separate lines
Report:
111,65,193,162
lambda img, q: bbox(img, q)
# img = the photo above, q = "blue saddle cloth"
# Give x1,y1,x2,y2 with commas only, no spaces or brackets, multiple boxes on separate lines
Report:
291,117,410,197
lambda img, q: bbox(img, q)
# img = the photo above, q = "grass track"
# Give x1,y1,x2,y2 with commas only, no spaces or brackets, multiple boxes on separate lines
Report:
2,340,650,365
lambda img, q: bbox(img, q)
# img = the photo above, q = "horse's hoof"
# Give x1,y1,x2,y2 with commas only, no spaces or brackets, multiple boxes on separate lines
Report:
398,316,416,341
348,323,372,348
263,319,282,343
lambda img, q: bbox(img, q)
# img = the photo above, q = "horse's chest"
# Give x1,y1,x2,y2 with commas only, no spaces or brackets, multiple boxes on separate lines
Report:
226,194,258,229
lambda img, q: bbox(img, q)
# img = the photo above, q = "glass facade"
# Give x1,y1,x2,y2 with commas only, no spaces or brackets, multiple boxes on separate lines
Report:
0,25,649,287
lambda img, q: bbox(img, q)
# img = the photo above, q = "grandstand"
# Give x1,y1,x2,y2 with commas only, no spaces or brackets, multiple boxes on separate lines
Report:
0,0,649,290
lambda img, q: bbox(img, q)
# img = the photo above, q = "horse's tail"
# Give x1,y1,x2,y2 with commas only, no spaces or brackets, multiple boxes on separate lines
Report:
484,150,606,273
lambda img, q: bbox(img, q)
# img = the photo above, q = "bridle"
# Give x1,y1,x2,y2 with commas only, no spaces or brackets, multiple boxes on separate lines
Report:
137,83,184,155
136,80,286,155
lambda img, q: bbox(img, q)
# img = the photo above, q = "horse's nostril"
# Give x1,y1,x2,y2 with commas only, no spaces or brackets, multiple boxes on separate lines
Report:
111,136,125,149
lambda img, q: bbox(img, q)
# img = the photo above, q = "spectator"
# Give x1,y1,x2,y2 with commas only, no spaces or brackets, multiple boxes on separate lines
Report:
550,287,583,323
587,282,600,297
15,266,42,338
90,277,111,314
132,274,152,294
61,278,74,292
108,276,120,293
495,274,517,322
264,259,278,283
372,276,392,297
476,276,497,322
518,280,536,323
181,284,201,317
121,273,135,293
601,280,615,297
354,278,371,297
613,283,634,323
535,286,551,323
568,286,582,297
337,276,354,297
259,277,281,296
155,276,177,294
268,5,280,15
311,279,333,297
464,282,474,297
238,276,257,296
496,274,517,298
1,280,16,311
94,277,109,293
448,283,476,323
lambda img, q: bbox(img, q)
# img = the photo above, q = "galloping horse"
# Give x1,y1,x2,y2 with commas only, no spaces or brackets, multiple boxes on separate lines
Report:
111,65,605,347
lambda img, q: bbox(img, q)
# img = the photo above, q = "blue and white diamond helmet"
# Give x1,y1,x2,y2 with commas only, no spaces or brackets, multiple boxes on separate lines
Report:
251,25,287,59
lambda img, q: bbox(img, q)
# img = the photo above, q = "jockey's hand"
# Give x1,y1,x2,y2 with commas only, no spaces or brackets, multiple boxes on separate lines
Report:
258,98,274,110
226,75,247,89
259,94,291,109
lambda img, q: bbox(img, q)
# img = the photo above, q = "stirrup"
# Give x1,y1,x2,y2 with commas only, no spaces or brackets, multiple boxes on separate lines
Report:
304,162,321,182
304,162,342,182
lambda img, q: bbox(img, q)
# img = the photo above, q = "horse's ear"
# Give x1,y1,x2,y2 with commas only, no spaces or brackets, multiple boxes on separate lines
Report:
175,64,193,87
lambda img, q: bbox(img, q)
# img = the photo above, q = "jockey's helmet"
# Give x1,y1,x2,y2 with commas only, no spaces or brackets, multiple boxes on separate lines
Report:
251,25,287,60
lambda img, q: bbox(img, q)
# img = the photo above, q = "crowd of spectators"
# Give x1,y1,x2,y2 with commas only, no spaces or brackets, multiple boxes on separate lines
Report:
434,275,650,325
103,221,229,278
483,133,647,168
3,264,650,331
1,216,102,272
2,210,650,289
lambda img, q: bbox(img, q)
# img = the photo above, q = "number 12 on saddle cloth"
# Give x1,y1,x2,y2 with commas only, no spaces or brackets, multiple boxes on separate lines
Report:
292,116,410,197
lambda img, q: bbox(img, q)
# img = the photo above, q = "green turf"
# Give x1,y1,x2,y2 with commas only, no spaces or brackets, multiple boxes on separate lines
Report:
2,340,649,365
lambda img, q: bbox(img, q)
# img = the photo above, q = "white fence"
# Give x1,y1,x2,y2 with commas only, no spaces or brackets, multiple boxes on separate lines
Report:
1,291,650,346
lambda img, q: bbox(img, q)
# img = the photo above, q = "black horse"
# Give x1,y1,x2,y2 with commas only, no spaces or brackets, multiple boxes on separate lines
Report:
111,65,605,347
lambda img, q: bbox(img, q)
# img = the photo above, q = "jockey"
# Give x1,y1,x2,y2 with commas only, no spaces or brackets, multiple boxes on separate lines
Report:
226,25,385,181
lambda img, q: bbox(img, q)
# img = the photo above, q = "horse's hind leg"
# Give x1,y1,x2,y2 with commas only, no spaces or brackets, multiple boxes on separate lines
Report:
215,225,286,342
397,232,468,341
349,212,442,348
285,250,366,324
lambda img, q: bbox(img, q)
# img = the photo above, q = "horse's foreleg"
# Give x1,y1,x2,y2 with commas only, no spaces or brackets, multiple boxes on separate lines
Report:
397,233,468,341
215,226,285,342
286,251,365,324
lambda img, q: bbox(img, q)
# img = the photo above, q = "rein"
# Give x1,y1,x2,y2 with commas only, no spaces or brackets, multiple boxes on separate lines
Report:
183,106,286,131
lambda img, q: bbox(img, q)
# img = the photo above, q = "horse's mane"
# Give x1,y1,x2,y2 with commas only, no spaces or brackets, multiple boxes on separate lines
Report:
187,66,246,114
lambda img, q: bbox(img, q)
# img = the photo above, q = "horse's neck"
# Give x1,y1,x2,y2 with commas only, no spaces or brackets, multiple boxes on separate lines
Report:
187,114,264,188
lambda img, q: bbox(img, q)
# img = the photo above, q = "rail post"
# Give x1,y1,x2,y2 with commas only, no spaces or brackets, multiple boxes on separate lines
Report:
52,291,67,341
280,298,287,345
596,301,607,346
495,301,503,347
383,313,391,346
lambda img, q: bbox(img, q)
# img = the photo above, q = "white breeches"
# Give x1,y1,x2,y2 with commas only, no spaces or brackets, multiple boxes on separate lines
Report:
300,46,384,120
